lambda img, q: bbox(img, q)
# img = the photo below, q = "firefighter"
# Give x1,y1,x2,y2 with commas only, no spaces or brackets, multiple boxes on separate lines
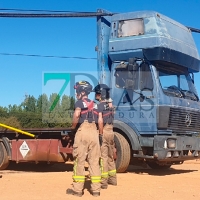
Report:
93,84,117,189
66,81,101,197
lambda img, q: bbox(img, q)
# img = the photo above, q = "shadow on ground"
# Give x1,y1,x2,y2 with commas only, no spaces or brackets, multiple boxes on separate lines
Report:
1,162,73,173
126,164,198,176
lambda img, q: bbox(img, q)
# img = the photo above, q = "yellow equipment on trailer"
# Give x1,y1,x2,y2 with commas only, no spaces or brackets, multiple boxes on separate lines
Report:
0,123,35,138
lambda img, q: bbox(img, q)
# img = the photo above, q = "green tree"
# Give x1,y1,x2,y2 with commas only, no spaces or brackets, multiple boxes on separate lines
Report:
36,94,49,113
60,95,73,127
0,106,8,118
0,93,74,128
22,95,36,112
0,116,21,131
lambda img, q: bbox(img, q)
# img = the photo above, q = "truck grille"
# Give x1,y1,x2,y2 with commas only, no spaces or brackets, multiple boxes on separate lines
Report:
168,107,200,132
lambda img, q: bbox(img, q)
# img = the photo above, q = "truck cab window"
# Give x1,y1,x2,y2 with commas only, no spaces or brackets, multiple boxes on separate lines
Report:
115,62,139,90
140,63,153,91
118,19,144,37
158,66,199,101
115,69,127,88
180,75,189,91
159,73,177,88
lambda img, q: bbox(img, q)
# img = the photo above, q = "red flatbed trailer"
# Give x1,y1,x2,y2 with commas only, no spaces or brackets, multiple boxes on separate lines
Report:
0,127,75,169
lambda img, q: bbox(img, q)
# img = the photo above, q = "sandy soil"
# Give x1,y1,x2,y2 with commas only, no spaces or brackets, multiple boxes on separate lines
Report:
1,160,200,200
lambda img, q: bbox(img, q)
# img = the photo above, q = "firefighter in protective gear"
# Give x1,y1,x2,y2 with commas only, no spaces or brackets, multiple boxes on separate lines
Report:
93,83,117,189
66,81,101,197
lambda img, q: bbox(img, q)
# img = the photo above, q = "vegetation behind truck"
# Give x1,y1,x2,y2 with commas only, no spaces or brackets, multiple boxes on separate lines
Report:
1,10,200,172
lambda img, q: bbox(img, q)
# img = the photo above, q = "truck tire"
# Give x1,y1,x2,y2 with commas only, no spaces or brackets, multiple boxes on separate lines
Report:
114,132,131,173
0,142,9,170
147,161,171,169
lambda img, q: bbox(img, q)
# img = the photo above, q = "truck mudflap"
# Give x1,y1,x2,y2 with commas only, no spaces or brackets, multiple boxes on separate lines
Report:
11,139,73,163
153,135,200,161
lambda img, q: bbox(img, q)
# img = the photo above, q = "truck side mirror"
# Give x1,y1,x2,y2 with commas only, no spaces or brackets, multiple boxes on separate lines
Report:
128,58,138,71
125,79,135,89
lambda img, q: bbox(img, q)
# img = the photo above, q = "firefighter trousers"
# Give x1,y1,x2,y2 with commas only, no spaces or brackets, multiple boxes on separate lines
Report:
100,124,117,186
72,121,101,193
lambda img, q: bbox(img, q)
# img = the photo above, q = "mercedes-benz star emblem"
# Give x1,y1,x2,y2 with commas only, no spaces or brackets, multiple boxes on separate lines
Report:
185,113,192,127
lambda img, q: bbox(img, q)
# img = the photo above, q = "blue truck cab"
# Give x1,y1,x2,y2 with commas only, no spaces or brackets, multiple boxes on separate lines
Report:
97,10,200,171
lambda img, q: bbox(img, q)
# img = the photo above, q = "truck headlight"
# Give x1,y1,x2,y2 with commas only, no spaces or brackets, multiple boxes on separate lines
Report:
167,139,176,149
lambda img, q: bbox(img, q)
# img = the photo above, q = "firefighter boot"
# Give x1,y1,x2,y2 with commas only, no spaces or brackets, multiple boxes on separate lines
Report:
91,191,100,197
101,184,108,189
108,175,117,186
66,188,83,197
101,178,108,189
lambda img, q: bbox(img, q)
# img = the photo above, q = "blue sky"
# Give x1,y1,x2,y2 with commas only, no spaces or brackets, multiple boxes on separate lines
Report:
0,0,200,107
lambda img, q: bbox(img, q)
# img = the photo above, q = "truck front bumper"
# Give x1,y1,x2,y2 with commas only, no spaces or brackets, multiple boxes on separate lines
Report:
153,135,200,161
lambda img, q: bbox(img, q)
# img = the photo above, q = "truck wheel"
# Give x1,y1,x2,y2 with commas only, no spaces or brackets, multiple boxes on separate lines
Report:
147,161,171,169
114,132,131,173
0,142,9,170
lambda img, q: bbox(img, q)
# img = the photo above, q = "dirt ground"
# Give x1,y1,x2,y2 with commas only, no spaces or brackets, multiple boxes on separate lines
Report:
1,160,200,200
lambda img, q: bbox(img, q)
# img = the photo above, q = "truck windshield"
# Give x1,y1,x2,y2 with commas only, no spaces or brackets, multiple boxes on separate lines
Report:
157,66,199,101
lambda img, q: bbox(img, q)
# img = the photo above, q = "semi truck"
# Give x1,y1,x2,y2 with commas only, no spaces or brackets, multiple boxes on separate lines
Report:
0,10,200,172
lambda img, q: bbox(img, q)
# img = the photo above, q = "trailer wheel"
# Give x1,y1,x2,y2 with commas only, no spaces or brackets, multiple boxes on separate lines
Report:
0,142,9,170
147,161,171,169
114,132,131,173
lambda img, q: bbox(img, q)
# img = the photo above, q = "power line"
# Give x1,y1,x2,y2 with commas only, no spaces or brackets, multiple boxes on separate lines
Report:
0,11,113,18
187,27,200,33
0,9,199,33
0,8,88,13
0,52,97,60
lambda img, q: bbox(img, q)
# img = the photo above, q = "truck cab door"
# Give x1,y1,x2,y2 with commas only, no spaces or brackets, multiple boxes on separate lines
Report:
139,63,157,134
111,61,157,134
111,61,140,130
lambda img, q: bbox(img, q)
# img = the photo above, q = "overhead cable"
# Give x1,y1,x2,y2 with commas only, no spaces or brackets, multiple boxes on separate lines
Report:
0,11,113,18
187,27,200,33
0,10,199,33
0,8,85,13
0,52,97,60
